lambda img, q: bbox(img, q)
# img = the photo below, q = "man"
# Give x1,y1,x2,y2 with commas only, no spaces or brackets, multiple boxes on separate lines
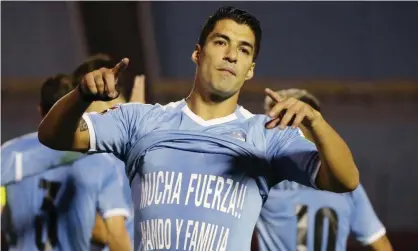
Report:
1,74,132,251
71,53,143,250
255,89,393,251
39,6,359,250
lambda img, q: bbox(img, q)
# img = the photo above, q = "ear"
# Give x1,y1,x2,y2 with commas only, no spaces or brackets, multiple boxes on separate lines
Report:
245,62,256,80
191,44,201,65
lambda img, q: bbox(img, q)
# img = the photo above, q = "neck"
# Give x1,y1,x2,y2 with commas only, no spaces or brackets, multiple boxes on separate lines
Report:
185,85,239,121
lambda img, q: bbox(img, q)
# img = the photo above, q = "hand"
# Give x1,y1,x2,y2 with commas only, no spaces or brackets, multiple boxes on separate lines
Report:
129,75,146,103
264,88,322,130
79,58,129,101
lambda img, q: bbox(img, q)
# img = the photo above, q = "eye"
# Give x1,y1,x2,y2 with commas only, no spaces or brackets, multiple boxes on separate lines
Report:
214,40,226,46
240,48,250,55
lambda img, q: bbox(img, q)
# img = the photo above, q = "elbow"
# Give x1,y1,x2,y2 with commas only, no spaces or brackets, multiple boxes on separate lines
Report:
38,122,51,147
340,163,360,192
38,121,59,150
317,163,360,193
335,167,360,193
345,168,360,192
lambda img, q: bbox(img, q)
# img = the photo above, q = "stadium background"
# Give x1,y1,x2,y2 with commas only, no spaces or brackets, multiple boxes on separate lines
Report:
2,1,418,250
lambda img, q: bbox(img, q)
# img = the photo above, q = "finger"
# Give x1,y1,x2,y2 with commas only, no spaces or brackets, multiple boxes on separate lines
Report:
84,73,98,95
280,101,305,128
94,74,105,95
264,88,284,103
291,111,306,129
279,108,297,129
103,72,116,98
268,98,297,118
265,117,281,129
129,75,146,103
112,58,130,79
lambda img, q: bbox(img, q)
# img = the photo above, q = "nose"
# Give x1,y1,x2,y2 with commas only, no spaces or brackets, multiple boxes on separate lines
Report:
223,46,238,63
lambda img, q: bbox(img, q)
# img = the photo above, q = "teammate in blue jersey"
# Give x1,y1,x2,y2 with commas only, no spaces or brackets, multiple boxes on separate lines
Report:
39,6,360,250
1,74,133,251
255,89,393,251
71,53,145,250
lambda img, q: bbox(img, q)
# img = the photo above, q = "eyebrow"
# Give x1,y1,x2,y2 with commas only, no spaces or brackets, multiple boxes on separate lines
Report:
210,32,254,52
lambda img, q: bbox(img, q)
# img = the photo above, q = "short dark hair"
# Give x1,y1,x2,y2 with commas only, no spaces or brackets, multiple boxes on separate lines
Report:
72,53,117,86
275,89,321,112
40,74,74,115
299,93,321,112
198,6,262,60
72,53,128,99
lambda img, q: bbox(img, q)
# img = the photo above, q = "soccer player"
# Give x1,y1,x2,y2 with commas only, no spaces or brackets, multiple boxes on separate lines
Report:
71,53,142,250
39,6,360,250
255,89,393,251
1,74,132,251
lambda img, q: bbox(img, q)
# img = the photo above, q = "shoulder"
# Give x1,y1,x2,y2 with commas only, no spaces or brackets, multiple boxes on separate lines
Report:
1,132,38,152
101,102,155,115
1,133,66,165
239,110,300,141
106,100,184,120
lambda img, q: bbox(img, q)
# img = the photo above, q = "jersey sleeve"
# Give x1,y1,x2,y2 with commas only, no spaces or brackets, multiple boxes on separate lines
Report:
1,146,83,186
82,103,153,159
96,165,131,220
1,148,22,186
1,147,50,185
350,184,386,245
266,127,321,188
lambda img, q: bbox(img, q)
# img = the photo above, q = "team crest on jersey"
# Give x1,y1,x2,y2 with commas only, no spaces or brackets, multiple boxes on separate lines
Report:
230,131,247,142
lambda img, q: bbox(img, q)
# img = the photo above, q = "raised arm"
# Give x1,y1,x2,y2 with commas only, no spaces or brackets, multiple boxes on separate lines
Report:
265,88,359,192
38,58,129,152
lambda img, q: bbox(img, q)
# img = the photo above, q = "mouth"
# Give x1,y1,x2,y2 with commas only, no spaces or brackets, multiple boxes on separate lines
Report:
218,68,236,76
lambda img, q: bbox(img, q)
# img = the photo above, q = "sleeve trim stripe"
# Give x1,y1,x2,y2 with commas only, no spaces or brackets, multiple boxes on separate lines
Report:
359,227,386,245
103,208,131,219
310,159,321,189
14,152,23,182
82,114,97,152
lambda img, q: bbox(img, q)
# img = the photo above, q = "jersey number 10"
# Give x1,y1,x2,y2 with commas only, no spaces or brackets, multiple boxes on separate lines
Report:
296,204,339,251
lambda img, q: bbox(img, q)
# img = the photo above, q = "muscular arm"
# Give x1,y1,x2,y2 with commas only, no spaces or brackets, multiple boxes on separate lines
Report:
367,235,393,251
309,118,359,192
265,89,359,192
38,89,91,152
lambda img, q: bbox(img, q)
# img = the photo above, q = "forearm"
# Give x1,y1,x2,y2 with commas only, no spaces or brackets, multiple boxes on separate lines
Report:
310,117,359,192
38,88,91,151
91,214,108,245
107,232,132,251
368,235,393,251
105,216,132,251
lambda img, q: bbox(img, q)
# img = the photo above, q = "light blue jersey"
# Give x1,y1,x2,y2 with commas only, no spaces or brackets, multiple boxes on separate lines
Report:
1,133,133,251
83,99,321,250
256,181,386,251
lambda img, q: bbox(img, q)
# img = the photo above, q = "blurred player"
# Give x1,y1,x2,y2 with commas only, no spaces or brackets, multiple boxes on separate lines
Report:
1,74,133,251
39,6,359,250
255,89,393,251
71,53,146,249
